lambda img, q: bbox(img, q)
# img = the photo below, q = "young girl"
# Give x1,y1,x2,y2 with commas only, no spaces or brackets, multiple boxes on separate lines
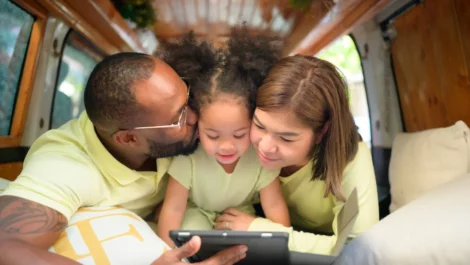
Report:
156,31,290,247
214,55,379,255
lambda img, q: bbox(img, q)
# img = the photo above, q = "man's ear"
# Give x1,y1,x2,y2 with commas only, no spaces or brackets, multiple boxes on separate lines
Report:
114,130,139,147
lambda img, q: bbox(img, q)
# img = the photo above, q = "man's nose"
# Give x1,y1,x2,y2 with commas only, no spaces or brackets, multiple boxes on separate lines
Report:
186,107,198,126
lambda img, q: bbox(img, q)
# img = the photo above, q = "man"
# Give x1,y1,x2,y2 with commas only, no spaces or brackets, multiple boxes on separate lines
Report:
0,53,247,264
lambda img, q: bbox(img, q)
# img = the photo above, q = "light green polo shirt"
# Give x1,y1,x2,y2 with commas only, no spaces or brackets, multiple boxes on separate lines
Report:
1,112,172,220
168,144,279,213
248,142,379,254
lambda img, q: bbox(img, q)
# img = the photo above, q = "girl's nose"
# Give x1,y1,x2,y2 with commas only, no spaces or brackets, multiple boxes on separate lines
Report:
219,141,236,153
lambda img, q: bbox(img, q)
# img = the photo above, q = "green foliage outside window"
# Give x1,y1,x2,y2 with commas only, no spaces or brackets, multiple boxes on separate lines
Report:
111,0,157,29
317,35,362,78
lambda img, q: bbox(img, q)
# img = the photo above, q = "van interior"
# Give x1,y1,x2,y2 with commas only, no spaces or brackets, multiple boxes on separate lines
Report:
1,0,469,264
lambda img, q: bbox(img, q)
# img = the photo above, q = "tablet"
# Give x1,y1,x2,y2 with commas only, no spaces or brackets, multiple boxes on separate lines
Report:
169,230,290,264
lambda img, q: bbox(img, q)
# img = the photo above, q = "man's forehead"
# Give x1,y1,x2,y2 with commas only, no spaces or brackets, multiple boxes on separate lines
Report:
134,59,183,99
151,58,181,88
133,60,187,121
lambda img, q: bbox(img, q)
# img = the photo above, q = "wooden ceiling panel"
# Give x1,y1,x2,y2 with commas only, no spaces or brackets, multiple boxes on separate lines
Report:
286,0,393,55
150,0,390,55
152,0,302,42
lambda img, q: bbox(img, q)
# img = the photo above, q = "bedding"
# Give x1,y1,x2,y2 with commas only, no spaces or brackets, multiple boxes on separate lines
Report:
49,206,170,265
389,121,470,212
334,174,470,265
1,180,169,265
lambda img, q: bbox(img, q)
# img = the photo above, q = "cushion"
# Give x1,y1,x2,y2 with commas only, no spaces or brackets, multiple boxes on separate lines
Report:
389,121,470,212
334,173,470,265
49,207,170,265
0,179,170,264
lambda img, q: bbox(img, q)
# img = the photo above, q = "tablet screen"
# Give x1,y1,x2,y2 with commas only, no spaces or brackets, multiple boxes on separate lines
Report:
170,230,289,264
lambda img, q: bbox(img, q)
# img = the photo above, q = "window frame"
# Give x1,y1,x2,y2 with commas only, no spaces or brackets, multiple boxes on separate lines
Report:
49,29,105,129
348,33,373,148
0,0,47,148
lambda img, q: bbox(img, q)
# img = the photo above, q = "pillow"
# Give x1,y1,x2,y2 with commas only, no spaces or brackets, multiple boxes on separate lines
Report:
389,121,470,212
0,180,170,264
50,207,170,265
334,174,470,265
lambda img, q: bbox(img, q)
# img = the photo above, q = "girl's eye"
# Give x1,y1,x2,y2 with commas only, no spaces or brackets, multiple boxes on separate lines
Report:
207,135,219,140
234,134,246,139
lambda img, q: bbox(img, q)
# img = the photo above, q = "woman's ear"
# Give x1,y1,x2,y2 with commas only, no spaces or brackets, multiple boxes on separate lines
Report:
315,120,331,144
114,130,139,147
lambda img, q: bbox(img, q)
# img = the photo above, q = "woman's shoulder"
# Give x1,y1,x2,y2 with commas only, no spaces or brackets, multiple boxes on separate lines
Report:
342,141,375,184
352,141,372,165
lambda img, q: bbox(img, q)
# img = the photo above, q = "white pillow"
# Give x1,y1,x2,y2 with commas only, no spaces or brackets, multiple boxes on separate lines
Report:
0,180,170,264
389,121,470,212
50,207,170,265
0,181,168,265
335,174,470,265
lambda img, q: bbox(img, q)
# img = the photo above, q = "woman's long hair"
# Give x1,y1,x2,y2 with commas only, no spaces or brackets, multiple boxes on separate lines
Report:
256,55,359,201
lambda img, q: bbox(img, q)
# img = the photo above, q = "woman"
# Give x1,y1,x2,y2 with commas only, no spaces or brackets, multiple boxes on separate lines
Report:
214,55,379,255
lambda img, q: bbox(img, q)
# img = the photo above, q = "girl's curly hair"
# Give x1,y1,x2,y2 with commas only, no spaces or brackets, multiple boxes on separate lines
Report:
156,27,281,116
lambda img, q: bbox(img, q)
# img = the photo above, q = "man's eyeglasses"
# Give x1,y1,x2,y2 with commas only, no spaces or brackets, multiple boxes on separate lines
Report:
132,80,190,130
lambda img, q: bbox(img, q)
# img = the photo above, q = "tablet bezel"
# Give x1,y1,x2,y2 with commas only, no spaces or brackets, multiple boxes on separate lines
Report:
169,230,290,264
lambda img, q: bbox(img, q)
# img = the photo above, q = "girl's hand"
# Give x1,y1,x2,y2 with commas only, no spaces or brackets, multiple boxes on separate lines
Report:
214,208,256,231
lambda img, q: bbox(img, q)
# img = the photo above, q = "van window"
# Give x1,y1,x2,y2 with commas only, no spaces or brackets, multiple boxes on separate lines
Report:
317,35,371,148
0,1,34,135
51,31,104,129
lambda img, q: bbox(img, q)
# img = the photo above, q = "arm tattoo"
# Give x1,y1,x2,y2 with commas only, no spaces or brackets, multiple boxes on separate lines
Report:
0,196,68,235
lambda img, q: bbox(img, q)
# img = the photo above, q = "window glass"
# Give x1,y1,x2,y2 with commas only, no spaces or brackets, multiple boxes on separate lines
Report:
51,31,104,129
0,1,34,135
317,35,372,148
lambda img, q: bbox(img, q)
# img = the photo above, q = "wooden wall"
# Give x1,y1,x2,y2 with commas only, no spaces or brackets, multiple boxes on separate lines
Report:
391,0,470,132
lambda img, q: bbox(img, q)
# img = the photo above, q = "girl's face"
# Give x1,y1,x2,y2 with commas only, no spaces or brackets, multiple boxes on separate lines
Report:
198,98,251,166
250,108,314,170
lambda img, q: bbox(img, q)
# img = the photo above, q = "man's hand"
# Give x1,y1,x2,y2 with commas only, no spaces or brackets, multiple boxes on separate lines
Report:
152,236,247,265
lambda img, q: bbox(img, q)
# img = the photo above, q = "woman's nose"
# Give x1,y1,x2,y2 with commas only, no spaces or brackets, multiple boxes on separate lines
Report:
258,136,276,153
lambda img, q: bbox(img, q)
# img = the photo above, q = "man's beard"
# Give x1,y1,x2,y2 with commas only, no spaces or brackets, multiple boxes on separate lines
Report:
147,130,199,159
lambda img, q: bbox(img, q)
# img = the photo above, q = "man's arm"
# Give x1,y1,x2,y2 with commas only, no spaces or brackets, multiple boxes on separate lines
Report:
0,196,246,265
0,195,80,265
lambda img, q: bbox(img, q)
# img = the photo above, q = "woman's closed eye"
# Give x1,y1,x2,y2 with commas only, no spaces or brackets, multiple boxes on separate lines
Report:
254,123,265,130
280,137,295,142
